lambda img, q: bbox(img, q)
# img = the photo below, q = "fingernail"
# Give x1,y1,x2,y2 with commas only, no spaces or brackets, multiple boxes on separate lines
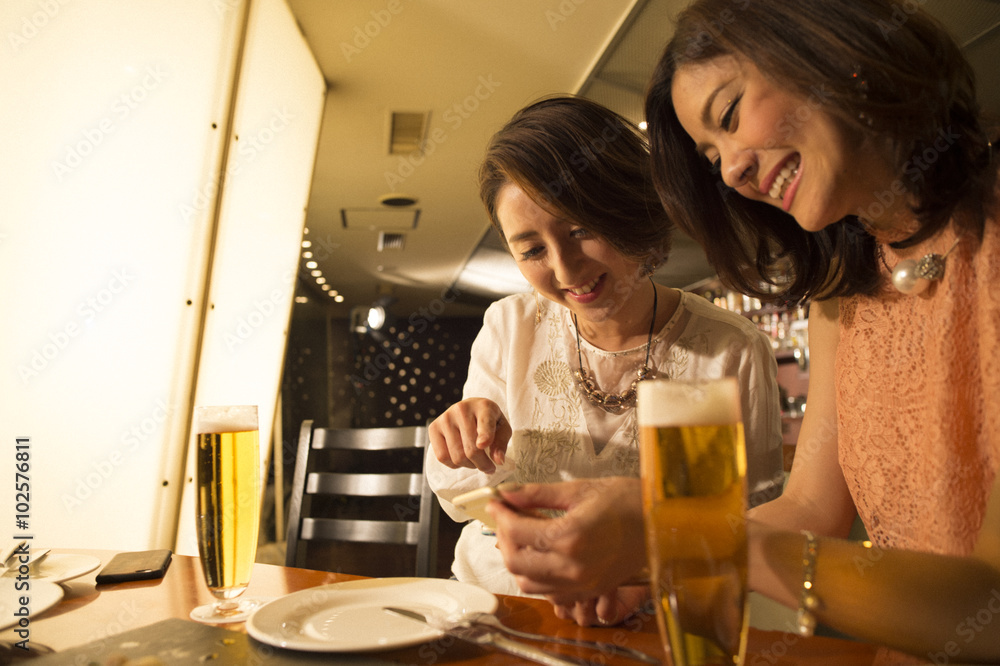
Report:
497,482,521,492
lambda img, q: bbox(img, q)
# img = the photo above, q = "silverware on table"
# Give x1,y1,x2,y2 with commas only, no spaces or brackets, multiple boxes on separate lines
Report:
384,606,584,666
457,611,660,664
0,541,27,571
26,548,51,568
1,542,51,572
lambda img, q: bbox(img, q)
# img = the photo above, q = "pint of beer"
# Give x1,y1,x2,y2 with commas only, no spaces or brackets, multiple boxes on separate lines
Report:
637,378,749,666
192,405,263,623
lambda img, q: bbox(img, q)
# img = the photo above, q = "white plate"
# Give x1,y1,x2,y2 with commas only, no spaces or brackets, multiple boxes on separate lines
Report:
0,578,64,631
0,553,101,584
247,577,498,652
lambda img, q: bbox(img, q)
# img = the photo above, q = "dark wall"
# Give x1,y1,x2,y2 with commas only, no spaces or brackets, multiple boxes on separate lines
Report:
350,318,480,427
281,305,482,437
277,299,484,577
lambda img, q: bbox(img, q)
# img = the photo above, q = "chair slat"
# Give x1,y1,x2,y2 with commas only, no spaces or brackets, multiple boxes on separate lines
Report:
306,472,424,497
301,517,421,546
311,426,428,451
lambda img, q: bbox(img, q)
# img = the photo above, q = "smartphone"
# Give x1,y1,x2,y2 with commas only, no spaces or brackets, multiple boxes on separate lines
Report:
95,549,172,584
452,487,503,528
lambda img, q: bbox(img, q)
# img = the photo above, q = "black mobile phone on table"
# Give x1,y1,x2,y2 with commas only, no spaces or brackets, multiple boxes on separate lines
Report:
95,549,172,584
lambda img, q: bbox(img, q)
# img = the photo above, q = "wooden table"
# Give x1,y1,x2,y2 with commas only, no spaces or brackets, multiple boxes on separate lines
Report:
0,549,900,664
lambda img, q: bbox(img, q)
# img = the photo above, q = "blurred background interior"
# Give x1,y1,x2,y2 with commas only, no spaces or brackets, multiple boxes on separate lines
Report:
5,0,999,582
271,0,1000,574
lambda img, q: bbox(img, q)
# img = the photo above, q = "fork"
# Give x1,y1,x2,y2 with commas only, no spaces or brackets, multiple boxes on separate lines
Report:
1,543,50,572
456,612,660,664
0,541,26,571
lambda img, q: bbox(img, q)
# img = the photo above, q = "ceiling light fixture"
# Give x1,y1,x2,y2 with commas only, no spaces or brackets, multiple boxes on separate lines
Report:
366,304,386,330
379,193,418,207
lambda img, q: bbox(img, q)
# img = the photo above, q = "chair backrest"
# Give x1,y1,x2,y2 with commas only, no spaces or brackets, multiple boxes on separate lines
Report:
284,420,439,578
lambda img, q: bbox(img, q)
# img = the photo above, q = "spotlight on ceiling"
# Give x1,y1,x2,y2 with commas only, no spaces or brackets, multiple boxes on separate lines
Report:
366,304,386,330
349,295,396,338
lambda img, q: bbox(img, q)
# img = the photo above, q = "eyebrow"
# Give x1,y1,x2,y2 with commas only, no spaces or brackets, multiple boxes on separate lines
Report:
506,230,538,244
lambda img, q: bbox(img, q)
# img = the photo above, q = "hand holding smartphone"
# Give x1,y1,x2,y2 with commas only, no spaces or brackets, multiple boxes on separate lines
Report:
453,487,503,528
452,486,552,529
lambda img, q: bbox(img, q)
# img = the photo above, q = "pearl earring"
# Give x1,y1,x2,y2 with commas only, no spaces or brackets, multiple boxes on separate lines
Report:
890,238,960,295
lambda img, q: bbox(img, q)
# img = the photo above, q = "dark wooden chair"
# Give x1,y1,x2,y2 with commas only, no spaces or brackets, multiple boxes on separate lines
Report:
284,420,439,578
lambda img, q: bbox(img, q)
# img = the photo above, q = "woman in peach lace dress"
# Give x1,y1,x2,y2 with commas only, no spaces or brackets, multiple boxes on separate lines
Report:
488,0,1000,661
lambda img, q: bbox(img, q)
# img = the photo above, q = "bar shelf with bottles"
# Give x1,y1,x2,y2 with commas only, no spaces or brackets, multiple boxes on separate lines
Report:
696,281,809,471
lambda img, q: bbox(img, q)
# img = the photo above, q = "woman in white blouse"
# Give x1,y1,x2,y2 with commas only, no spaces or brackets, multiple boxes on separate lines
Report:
425,96,783,625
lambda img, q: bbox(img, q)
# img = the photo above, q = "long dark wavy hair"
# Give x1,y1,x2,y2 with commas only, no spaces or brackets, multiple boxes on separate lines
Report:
645,0,996,302
480,96,672,274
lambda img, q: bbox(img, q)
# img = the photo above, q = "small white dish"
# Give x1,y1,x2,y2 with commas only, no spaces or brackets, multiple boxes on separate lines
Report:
0,553,101,584
246,577,497,652
0,578,64,631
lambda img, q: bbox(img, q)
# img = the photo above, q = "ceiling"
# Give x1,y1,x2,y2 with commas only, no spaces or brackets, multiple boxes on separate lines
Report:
285,0,1000,321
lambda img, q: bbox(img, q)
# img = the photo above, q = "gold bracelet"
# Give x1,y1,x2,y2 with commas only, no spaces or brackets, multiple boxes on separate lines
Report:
796,530,821,637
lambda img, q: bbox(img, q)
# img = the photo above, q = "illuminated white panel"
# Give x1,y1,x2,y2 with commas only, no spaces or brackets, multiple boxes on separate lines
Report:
0,0,324,552
0,0,245,550
174,0,326,555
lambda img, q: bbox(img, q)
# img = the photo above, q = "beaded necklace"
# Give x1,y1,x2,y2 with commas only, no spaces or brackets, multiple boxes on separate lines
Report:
572,278,657,415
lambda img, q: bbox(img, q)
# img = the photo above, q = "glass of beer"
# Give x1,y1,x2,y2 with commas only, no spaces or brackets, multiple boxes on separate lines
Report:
637,378,749,666
190,405,266,623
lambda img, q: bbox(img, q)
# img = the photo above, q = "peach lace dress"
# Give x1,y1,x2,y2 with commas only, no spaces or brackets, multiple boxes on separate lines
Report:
837,217,1000,557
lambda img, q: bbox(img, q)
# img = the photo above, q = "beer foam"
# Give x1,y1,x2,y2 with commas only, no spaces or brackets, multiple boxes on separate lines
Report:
637,378,741,426
195,405,258,433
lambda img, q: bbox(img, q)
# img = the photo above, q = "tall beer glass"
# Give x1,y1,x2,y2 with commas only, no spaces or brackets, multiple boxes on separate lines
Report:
191,405,265,623
637,378,749,666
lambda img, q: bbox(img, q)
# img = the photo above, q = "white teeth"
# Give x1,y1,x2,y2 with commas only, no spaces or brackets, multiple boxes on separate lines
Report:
768,156,800,200
570,277,600,295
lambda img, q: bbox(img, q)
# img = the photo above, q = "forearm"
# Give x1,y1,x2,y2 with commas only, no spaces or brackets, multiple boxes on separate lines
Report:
748,492,854,538
755,527,1000,662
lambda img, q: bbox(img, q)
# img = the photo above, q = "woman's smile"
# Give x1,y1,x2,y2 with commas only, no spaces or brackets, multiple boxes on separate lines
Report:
671,55,899,232
566,274,604,299
496,184,647,328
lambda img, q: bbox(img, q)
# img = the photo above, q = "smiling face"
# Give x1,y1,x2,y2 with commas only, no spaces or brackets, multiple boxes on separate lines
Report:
671,55,898,232
496,183,647,329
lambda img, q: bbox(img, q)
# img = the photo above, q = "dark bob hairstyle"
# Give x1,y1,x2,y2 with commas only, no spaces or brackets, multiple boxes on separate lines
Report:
480,96,672,275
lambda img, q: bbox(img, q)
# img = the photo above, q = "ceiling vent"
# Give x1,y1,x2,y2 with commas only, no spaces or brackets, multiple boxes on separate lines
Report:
379,192,418,207
377,231,406,251
387,111,430,154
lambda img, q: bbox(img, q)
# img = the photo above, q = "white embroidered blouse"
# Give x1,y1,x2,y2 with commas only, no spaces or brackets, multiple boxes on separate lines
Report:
425,289,783,595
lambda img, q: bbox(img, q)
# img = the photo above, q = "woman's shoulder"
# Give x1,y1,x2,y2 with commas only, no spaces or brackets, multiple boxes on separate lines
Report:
484,292,535,318
675,291,774,356
680,291,765,336
480,292,541,334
